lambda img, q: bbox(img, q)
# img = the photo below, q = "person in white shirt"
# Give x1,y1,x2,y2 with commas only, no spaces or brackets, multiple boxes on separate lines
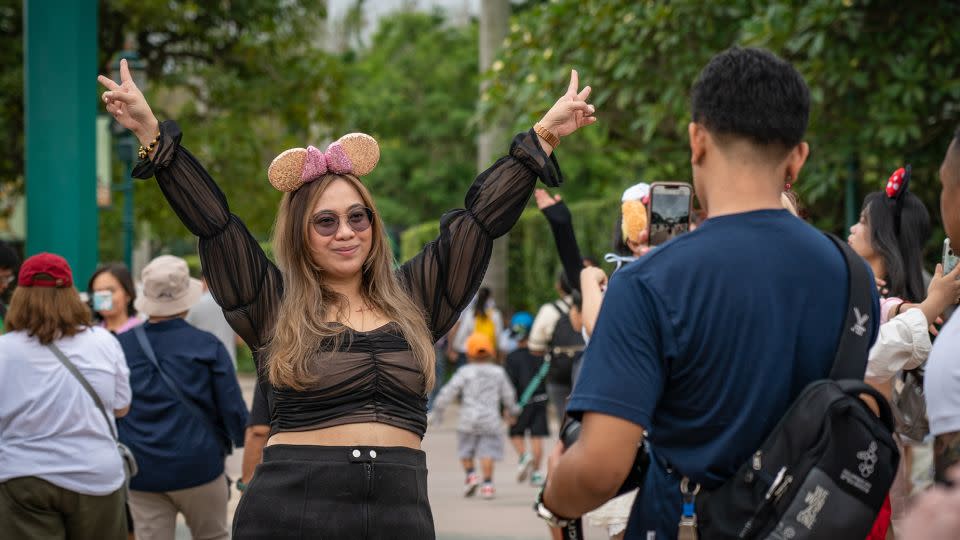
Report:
0,253,132,540
186,273,238,365
925,127,960,488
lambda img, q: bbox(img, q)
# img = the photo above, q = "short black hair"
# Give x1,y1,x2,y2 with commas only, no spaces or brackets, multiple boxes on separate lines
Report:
691,47,810,150
0,241,18,271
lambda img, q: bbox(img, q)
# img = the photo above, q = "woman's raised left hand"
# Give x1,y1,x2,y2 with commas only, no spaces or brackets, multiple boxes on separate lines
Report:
536,69,596,149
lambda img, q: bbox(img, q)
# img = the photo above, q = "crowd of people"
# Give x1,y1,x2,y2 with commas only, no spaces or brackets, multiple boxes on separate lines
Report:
1,42,960,540
0,250,247,540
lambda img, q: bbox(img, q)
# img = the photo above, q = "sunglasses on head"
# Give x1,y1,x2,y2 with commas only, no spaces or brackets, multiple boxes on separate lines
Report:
311,207,374,237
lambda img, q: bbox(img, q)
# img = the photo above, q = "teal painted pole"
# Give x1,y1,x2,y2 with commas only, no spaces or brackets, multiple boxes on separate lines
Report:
24,0,98,290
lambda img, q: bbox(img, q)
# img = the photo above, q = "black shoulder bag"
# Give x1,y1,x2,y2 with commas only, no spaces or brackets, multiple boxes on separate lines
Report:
133,325,233,455
690,234,900,539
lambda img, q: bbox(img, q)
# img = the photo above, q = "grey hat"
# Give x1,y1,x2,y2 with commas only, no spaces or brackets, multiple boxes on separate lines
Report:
134,255,203,317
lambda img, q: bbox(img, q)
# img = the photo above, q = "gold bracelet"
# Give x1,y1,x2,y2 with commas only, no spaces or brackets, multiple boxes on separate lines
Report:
533,122,560,149
138,131,161,160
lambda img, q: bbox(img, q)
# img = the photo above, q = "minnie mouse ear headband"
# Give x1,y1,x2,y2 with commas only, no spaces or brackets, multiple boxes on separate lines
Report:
885,165,911,235
267,133,380,192
621,182,650,244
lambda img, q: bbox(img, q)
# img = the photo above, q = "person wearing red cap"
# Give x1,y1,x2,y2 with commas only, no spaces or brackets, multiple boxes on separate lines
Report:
0,253,132,539
429,332,518,500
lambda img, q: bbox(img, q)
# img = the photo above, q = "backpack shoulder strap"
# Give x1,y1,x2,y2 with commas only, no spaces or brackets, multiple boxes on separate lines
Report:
824,233,874,381
134,325,232,451
47,342,118,441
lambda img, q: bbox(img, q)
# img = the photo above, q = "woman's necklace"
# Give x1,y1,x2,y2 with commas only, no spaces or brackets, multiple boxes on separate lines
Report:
354,303,375,330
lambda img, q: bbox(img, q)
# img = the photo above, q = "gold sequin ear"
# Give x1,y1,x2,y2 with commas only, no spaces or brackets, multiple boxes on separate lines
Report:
268,148,308,192
336,133,380,177
621,200,648,244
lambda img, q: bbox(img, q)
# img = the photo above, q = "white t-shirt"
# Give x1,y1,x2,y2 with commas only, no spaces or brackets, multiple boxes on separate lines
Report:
925,312,960,436
0,327,131,495
528,297,573,353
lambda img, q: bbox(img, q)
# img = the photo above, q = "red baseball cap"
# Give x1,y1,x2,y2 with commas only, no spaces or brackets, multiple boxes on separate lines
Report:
18,253,74,288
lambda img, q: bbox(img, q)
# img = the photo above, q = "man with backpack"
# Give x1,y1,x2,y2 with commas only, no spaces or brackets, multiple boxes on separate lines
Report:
529,272,585,424
538,48,887,540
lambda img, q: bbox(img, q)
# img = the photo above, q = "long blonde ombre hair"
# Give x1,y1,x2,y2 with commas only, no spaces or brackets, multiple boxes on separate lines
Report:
267,173,436,392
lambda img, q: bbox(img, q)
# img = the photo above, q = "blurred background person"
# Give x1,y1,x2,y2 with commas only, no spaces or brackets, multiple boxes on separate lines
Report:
187,269,239,366
88,262,142,335
0,241,19,332
116,255,247,540
0,253,131,539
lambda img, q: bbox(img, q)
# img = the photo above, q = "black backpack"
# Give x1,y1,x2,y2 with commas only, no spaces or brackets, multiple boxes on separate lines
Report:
546,300,584,387
692,235,900,539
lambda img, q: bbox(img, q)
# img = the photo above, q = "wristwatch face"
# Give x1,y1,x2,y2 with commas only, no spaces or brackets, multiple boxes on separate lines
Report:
535,502,568,528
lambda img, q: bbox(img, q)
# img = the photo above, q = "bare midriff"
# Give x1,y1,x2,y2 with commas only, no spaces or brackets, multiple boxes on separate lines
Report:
267,422,421,449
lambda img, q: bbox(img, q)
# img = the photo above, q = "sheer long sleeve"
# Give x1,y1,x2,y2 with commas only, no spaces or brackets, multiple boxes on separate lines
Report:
132,120,283,353
398,129,563,341
541,201,585,292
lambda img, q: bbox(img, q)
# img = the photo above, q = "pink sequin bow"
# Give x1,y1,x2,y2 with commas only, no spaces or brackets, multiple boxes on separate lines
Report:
301,142,354,183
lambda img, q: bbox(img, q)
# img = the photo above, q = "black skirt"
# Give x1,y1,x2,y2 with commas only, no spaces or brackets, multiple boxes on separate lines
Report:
233,444,435,539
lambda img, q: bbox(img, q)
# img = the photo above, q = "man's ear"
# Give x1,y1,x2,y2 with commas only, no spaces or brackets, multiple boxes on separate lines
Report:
784,141,810,183
689,122,707,167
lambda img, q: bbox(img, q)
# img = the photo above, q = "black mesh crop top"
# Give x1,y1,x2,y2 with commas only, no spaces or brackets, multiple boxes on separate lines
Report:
133,120,562,438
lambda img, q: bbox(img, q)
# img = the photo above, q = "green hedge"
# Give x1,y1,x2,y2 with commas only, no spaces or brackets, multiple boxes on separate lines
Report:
400,198,621,312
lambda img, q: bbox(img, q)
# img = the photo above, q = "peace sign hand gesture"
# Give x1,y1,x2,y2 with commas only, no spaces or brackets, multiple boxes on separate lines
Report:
97,59,160,148
535,69,597,152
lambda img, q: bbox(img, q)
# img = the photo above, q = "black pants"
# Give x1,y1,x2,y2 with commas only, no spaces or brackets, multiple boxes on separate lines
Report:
233,444,435,539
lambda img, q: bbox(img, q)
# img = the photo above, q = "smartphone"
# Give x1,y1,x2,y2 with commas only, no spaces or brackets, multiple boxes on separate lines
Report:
647,182,693,246
944,238,959,276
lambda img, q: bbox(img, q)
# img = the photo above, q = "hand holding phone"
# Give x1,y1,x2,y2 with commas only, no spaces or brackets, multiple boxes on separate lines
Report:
647,182,693,246
944,239,959,277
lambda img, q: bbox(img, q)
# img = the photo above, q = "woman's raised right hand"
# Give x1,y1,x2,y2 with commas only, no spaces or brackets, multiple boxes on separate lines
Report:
98,59,160,147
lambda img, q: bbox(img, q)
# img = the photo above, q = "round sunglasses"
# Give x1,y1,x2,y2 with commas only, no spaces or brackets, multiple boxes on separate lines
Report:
310,207,374,237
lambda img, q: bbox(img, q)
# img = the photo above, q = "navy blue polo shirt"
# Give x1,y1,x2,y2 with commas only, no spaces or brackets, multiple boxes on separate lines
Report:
567,210,879,539
117,319,248,492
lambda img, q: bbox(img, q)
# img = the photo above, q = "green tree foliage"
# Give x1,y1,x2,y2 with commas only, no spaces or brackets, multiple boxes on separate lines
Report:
401,198,620,310
485,0,960,253
334,10,480,229
95,0,342,260
0,1,23,193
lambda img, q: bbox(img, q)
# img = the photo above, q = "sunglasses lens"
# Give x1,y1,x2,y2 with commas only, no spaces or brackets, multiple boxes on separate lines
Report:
348,210,371,232
313,216,339,236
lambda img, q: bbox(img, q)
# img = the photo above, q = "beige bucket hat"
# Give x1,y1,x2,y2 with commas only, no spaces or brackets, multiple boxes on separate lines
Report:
134,255,203,317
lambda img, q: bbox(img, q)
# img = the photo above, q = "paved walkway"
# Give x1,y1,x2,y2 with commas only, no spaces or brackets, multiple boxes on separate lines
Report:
174,374,608,539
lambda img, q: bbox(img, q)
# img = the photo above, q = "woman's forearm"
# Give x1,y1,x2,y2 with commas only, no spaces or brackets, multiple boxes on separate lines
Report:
580,280,603,337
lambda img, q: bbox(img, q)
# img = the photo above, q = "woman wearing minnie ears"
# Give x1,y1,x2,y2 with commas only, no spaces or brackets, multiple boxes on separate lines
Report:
846,165,960,539
99,59,595,539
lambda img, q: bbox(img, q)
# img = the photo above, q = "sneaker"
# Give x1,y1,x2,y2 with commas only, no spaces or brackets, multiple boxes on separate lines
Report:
517,452,534,483
480,482,495,499
530,471,545,487
463,472,480,497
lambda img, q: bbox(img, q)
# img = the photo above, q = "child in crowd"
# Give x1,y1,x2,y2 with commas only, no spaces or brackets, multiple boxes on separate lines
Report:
430,333,518,499
504,312,550,486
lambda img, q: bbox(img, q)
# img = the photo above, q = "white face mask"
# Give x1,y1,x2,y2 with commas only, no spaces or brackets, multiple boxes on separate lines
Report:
93,290,114,312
